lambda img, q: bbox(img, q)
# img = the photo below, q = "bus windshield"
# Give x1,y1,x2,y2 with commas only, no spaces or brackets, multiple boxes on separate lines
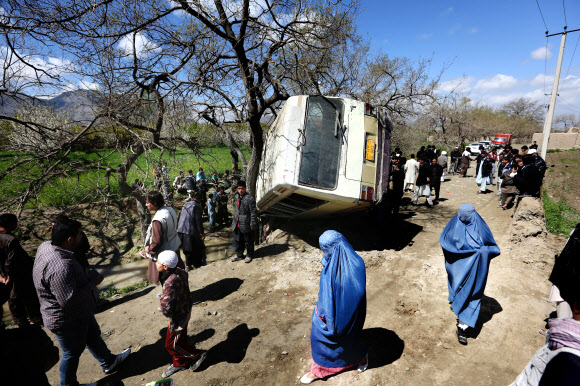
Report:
298,97,343,189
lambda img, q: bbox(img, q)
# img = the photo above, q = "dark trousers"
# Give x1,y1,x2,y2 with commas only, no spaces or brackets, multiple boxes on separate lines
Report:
460,165,468,177
178,233,206,268
234,227,254,258
7,274,42,327
165,322,201,368
431,183,441,200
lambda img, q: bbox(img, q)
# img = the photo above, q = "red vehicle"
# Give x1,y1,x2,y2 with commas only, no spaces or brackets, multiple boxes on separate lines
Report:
492,134,512,147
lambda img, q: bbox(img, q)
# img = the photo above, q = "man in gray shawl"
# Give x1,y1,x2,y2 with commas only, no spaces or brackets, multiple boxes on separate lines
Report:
177,192,206,270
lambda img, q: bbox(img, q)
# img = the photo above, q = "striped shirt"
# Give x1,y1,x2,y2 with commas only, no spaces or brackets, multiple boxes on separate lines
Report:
32,240,96,330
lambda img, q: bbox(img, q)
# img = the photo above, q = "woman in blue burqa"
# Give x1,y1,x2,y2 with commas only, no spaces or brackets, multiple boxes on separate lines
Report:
440,204,500,345
300,230,368,384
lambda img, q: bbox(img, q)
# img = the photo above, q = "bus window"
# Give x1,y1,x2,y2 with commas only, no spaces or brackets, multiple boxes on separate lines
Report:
298,97,343,189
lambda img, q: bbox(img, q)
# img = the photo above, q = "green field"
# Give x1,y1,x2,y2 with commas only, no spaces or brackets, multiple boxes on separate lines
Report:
0,146,250,209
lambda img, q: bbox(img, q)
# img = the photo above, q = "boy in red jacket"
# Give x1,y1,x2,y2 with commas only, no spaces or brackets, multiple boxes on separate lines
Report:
156,251,207,377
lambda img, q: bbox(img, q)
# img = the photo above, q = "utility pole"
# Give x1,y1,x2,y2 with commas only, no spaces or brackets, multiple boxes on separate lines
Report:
540,27,580,159
540,31,566,159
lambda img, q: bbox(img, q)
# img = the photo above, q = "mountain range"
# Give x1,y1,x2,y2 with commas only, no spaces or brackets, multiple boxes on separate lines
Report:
0,89,100,122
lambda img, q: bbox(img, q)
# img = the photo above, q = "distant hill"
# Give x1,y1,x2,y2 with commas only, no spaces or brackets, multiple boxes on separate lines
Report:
0,89,101,122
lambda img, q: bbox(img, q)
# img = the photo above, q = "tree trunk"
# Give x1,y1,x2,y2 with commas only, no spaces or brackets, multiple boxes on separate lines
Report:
246,119,264,197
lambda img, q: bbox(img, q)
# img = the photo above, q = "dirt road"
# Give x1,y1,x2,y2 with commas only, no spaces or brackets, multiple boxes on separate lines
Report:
44,164,561,385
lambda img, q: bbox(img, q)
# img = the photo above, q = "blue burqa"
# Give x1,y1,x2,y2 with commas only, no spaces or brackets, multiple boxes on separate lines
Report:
440,204,500,328
310,231,368,368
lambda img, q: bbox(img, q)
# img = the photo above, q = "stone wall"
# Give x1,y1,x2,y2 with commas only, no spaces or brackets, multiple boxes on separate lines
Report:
532,131,580,150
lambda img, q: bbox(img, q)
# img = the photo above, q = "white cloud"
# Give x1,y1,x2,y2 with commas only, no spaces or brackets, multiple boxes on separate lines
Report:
474,74,518,90
448,23,461,35
528,73,554,88
418,32,433,40
467,27,478,34
437,76,476,93
440,7,453,16
117,32,161,58
531,45,552,60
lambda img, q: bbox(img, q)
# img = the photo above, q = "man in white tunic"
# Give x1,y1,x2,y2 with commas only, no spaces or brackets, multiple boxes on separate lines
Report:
404,154,419,192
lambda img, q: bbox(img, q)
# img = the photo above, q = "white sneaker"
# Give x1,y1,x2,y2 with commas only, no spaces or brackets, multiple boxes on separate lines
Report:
300,373,319,384
104,348,131,374
189,350,207,371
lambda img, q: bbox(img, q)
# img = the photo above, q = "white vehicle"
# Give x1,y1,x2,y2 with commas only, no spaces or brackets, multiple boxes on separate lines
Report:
468,143,482,155
479,140,492,152
256,95,392,218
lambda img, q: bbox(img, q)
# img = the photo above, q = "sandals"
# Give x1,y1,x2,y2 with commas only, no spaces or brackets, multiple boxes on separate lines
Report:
231,256,244,262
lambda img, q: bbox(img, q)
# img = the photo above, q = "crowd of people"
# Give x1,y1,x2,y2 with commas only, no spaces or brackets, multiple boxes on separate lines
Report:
383,141,547,216
1,140,577,385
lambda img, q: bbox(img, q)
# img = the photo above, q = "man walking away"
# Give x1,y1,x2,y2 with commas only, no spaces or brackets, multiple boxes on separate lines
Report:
430,158,444,201
387,163,405,216
33,216,130,385
404,154,419,192
157,251,207,377
413,158,433,207
231,181,258,263
0,213,42,328
437,151,448,182
460,148,471,177
177,192,206,270
183,170,196,197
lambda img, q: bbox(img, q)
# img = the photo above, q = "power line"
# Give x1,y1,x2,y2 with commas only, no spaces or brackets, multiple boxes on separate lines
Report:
535,0,549,33
544,36,549,94
562,0,568,27
564,33,579,79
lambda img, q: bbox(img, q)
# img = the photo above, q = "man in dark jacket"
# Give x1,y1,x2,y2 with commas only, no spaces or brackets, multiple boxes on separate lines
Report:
413,158,434,207
177,192,206,270
231,181,258,263
387,163,405,216
0,213,42,328
514,155,542,197
430,158,444,201
183,170,196,195
529,149,547,179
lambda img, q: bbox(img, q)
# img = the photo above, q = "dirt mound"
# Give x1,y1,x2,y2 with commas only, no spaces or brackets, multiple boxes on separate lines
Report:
510,197,547,242
509,197,554,268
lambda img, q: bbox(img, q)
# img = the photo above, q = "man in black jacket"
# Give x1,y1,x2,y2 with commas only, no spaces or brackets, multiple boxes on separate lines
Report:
231,181,258,263
430,158,444,201
413,158,433,207
514,155,542,197
529,149,547,179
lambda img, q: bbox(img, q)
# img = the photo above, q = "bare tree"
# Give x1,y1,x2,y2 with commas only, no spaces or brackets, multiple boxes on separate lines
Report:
555,113,580,130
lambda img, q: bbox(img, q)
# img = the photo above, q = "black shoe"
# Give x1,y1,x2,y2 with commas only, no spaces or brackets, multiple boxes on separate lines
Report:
457,327,468,345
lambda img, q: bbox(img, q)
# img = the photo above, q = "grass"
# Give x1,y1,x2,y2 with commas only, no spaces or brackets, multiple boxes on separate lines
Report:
542,189,580,235
99,280,153,299
547,149,580,154
0,145,250,209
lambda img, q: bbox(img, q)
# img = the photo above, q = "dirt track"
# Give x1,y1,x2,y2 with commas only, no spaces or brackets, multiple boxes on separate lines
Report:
44,163,564,385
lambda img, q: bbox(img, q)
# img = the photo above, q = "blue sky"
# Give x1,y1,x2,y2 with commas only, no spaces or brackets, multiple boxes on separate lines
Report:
357,0,580,119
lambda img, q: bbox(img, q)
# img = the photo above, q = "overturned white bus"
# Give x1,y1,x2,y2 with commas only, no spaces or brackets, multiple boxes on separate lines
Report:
256,95,392,218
